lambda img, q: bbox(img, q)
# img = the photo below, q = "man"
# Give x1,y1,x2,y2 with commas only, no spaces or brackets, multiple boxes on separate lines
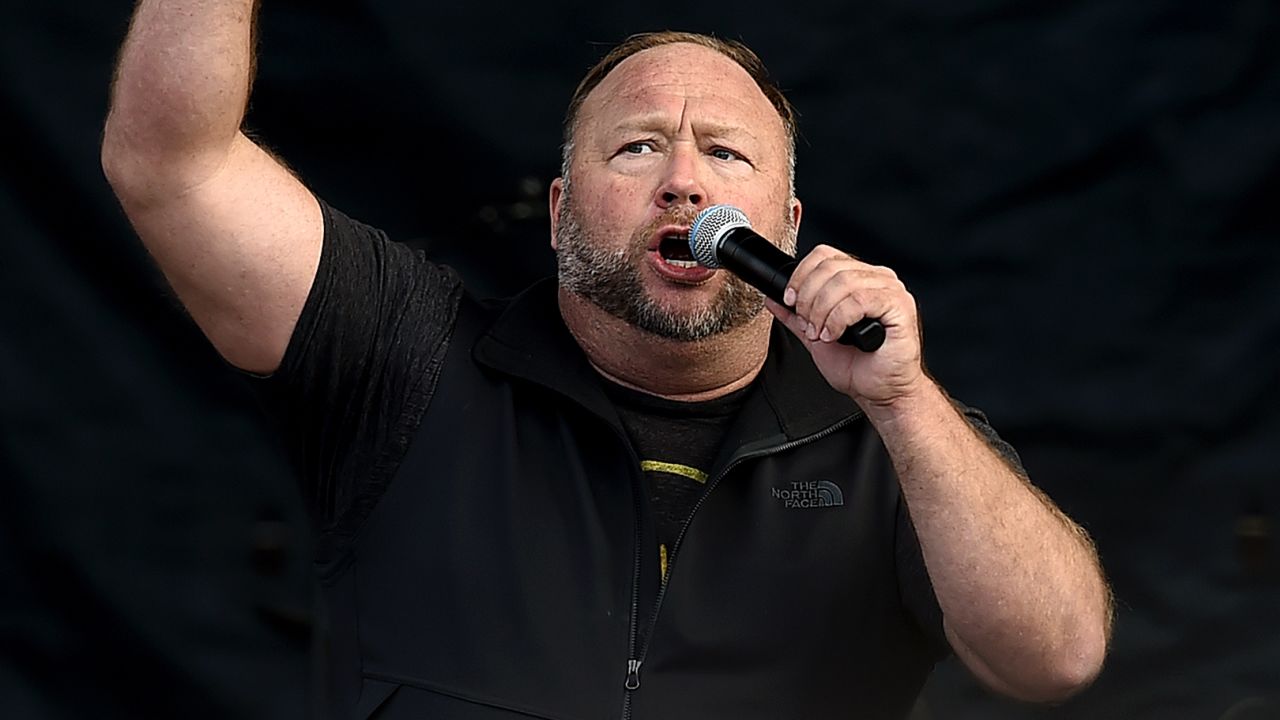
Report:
102,2,1111,717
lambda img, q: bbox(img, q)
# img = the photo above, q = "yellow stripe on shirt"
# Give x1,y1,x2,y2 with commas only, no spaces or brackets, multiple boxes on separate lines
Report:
640,460,709,484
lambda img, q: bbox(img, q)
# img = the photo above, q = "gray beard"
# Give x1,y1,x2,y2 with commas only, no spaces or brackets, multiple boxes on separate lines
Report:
555,193,787,342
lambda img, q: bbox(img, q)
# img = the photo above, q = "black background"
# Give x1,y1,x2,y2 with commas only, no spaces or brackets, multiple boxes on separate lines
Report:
2,1,1277,718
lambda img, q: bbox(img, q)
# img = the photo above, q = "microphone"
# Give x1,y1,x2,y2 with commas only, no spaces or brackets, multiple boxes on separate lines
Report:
689,205,886,352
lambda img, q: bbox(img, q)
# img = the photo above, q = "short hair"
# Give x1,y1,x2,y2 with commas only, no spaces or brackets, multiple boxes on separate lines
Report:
560,31,798,190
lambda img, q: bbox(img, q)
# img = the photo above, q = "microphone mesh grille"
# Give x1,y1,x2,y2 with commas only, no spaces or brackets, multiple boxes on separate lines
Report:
689,205,751,269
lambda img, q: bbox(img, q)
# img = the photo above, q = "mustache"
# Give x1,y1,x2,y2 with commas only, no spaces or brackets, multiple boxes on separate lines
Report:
636,206,701,240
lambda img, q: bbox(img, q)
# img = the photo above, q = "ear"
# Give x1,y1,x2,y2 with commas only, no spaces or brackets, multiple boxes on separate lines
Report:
549,177,565,251
790,196,803,235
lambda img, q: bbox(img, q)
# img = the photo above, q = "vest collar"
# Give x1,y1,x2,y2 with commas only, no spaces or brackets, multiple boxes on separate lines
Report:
472,278,862,445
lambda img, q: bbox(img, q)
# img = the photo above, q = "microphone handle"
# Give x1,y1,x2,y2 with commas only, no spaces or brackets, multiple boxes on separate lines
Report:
718,228,886,352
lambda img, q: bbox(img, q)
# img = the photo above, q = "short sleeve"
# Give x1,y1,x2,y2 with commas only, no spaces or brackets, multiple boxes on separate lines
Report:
251,199,463,543
894,402,1027,658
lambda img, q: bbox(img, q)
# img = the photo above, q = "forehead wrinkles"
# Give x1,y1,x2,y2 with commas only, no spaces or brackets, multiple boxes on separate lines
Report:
578,44,782,145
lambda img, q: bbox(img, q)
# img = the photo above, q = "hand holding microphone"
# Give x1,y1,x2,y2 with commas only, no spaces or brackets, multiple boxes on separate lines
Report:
689,205,886,352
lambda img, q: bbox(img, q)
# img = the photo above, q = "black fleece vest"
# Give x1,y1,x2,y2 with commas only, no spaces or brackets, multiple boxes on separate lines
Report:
322,281,944,720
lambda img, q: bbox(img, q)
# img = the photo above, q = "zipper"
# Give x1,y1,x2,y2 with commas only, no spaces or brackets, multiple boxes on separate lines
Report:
543,394,650,720
620,412,861,718
610,421,646,720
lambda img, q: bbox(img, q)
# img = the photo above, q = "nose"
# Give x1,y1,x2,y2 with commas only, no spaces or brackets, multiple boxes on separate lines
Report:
655,143,705,210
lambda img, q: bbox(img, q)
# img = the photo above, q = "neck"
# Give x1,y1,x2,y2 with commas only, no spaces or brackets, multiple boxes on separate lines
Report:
557,288,771,402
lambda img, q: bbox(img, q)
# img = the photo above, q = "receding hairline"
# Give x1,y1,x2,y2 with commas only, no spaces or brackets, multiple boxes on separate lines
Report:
560,32,798,184
578,43,779,132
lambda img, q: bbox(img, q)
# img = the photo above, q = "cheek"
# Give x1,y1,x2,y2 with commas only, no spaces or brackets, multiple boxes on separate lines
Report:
579,176,652,233
740,190,796,244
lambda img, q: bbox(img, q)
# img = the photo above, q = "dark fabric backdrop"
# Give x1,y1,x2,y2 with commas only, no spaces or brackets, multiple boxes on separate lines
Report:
2,1,1277,718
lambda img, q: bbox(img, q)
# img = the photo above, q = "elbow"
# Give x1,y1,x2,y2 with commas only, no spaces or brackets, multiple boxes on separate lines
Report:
956,616,1109,703
99,115,200,210
100,115,123,184
100,136,128,195
1035,644,1106,702
1017,627,1109,702
1042,592,1112,700
1059,626,1109,697
99,103,204,203
100,115,144,201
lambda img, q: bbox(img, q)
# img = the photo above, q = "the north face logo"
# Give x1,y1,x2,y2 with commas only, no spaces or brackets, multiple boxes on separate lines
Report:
771,480,845,509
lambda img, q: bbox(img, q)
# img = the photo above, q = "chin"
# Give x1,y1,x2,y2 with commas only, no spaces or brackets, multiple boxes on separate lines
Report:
643,289,721,319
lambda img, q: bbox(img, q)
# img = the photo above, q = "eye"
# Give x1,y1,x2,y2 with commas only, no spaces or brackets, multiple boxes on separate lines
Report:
620,141,656,156
710,146,747,163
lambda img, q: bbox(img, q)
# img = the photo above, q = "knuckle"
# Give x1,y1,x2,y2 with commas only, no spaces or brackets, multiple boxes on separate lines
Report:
814,284,844,312
816,246,854,266
840,294,865,314
793,287,814,314
848,287,873,306
831,299,863,329
813,255,842,273
827,301,852,326
832,267,863,286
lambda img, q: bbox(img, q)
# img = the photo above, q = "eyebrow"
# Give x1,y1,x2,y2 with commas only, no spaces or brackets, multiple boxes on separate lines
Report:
609,113,759,143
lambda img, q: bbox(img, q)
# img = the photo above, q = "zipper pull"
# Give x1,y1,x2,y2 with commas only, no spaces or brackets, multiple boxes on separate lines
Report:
625,658,642,690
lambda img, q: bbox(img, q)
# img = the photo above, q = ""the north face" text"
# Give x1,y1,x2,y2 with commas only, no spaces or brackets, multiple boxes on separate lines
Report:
771,480,845,509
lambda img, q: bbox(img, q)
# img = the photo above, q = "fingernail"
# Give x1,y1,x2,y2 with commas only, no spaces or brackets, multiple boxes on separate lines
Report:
806,322,817,340
784,287,796,306
820,327,831,342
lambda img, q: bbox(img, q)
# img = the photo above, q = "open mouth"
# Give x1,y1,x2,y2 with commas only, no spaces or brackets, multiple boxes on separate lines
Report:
656,232,699,268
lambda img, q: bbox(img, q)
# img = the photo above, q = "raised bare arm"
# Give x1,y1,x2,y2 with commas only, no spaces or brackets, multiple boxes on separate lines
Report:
102,0,322,374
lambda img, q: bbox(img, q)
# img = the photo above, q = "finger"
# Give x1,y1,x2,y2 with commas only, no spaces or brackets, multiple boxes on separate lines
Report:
789,255,858,338
818,293,873,343
784,245,848,309
820,281,916,344
786,246,896,320
795,263,886,340
764,296,811,341
809,274,891,343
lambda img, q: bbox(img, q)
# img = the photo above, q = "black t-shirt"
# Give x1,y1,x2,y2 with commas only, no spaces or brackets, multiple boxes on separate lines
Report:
254,200,465,541
602,380,751,583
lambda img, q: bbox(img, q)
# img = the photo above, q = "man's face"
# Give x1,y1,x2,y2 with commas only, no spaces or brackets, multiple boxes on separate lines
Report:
551,43,801,342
